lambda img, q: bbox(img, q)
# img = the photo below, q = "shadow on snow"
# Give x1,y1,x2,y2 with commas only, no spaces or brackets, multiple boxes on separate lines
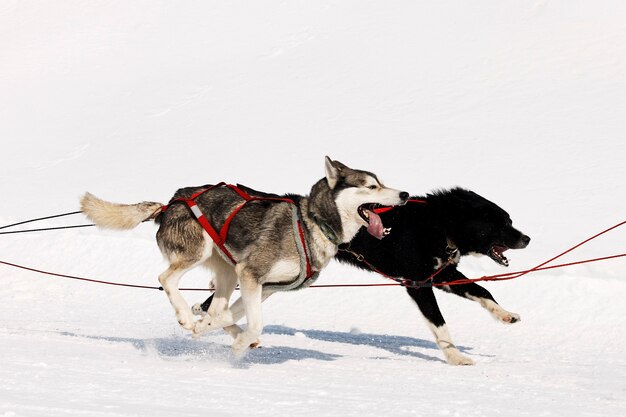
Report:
264,325,454,363
57,325,476,365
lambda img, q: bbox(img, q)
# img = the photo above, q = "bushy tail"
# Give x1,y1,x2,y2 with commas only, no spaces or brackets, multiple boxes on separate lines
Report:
80,192,163,230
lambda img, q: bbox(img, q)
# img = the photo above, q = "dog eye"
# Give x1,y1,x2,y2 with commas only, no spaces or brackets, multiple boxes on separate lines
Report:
368,185,378,190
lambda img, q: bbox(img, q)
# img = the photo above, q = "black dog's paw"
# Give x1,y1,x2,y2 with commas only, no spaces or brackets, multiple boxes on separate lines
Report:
191,303,206,316
501,312,521,324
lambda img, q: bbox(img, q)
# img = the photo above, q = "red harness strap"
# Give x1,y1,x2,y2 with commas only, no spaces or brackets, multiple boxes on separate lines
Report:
160,182,233,262
373,198,427,214
218,184,296,245
295,216,313,278
161,183,312,277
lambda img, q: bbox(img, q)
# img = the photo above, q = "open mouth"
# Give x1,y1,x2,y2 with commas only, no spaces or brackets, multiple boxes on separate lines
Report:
488,244,510,267
358,204,391,240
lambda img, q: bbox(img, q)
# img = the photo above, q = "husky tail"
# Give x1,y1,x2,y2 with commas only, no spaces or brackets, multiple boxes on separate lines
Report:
80,192,163,230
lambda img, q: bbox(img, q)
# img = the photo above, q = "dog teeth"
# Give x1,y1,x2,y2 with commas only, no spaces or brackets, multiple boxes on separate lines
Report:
383,227,392,235
491,248,510,266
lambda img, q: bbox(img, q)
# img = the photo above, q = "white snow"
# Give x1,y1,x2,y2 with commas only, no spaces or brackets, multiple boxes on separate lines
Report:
1,1,626,416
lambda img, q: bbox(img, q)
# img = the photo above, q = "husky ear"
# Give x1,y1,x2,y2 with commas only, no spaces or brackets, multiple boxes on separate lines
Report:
325,156,347,189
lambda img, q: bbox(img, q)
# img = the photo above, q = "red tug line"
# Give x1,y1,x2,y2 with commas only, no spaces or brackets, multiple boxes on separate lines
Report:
0,253,625,291
0,221,624,290
0,205,624,290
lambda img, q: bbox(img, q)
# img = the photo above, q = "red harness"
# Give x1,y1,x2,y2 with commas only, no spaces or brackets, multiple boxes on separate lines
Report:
159,187,425,286
372,199,427,215
160,183,313,278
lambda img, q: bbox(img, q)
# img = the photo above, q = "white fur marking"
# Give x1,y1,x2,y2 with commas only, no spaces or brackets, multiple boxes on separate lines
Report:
265,260,301,283
466,294,521,323
334,184,404,242
424,321,475,365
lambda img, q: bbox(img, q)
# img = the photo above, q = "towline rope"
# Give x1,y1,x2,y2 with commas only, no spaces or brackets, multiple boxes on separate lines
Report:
0,211,95,235
0,212,624,290
0,253,624,291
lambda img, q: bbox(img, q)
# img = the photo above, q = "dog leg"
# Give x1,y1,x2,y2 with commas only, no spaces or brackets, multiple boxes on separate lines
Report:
192,256,239,334
230,268,264,358
193,289,274,350
441,280,521,324
158,262,198,330
406,287,474,366
425,321,475,366
192,298,241,336
221,290,274,347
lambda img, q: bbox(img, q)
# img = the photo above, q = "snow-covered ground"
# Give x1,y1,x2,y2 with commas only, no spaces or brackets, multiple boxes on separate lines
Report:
1,1,625,416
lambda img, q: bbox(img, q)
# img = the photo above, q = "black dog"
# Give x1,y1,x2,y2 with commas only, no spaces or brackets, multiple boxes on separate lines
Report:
199,187,529,365
335,187,530,365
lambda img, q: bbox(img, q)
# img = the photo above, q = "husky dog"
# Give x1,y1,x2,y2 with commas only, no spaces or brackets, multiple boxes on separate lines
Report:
336,188,530,365
81,157,408,357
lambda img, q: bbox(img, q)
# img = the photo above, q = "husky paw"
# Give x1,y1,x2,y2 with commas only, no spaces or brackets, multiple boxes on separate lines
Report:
193,310,235,336
176,310,195,330
231,339,251,359
193,320,210,336
191,303,206,316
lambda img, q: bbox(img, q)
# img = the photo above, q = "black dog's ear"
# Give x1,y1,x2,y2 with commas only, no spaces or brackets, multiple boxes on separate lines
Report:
325,156,348,189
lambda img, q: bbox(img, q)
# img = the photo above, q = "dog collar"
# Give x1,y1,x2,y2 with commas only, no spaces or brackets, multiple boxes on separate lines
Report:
445,238,459,263
315,220,340,245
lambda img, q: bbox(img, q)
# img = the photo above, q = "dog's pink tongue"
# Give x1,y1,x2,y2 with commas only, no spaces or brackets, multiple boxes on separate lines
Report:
366,209,385,240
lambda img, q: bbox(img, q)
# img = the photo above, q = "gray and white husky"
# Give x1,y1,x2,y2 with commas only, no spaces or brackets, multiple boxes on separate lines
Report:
81,157,408,357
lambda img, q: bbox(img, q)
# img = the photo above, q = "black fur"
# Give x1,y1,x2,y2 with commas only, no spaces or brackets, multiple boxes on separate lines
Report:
335,187,530,348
